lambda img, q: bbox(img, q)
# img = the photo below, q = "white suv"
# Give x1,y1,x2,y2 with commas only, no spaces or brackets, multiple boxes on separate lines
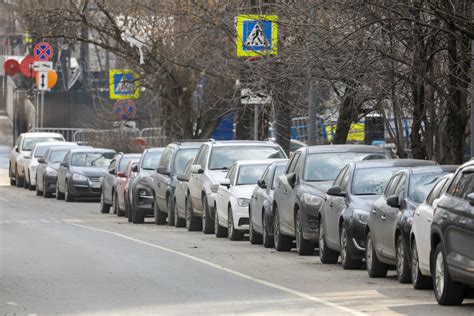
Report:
9,132,65,187
186,140,286,233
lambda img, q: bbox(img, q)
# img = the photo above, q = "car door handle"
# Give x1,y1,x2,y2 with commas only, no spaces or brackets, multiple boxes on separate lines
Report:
416,211,421,216
283,189,288,194
441,214,448,219
372,209,377,214
329,202,334,207
459,219,467,225
427,217,432,223
381,215,386,220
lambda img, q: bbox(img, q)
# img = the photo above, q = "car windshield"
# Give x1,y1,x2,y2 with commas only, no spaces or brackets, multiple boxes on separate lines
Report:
409,172,450,203
303,152,386,182
174,148,199,174
50,150,70,163
70,152,115,167
209,146,285,170
34,145,52,157
237,164,269,185
273,165,286,189
22,137,63,151
352,167,402,195
119,156,140,172
141,151,163,170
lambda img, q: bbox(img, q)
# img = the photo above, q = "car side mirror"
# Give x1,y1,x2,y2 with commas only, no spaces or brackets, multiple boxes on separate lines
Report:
109,168,116,175
220,179,231,188
177,174,189,182
257,179,267,189
117,171,126,178
60,161,68,168
190,164,203,174
287,173,296,188
157,166,170,176
467,193,474,206
327,186,346,197
386,195,401,208
38,158,45,164
132,165,139,173
15,146,18,153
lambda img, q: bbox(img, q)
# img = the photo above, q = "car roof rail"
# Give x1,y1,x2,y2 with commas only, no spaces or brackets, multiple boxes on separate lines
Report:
176,139,210,144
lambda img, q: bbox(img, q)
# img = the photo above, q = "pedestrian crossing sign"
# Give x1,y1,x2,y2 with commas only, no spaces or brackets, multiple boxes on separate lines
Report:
237,15,278,57
109,69,140,99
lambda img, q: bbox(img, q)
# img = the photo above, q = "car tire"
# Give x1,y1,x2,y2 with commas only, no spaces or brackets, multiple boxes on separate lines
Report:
273,206,293,251
396,235,411,283
295,209,314,255
433,242,464,305
132,208,145,224
116,192,125,217
411,239,432,290
366,231,388,278
175,198,186,228
127,197,134,223
36,181,43,196
249,208,263,244
23,174,29,189
9,166,15,186
43,180,52,198
16,167,24,188
214,209,228,237
340,226,362,269
100,190,111,213
154,200,167,225
56,181,64,200
262,210,274,248
167,196,176,226
319,220,339,264
28,175,35,191
186,196,201,231
228,206,244,241
202,196,215,234
65,181,75,202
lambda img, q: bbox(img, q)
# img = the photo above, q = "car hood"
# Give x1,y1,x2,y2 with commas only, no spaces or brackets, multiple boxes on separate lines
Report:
70,166,108,177
48,162,61,171
349,195,380,212
305,181,334,197
232,184,257,199
208,169,229,185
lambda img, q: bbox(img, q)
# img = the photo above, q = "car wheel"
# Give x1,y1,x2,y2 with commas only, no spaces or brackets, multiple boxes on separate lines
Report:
167,196,176,226
56,181,64,200
433,242,464,305
175,198,186,228
154,199,167,225
36,180,43,196
186,196,201,231
9,165,15,186
366,231,388,278
127,196,135,223
65,181,75,202
16,167,24,187
23,174,29,189
202,196,215,234
249,207,262,245
273,206,293,251
295,209,314,255
319,220,339,264
228,206,244,241
340,226,362,269
396,235,411,283
215,208,228,237
116,192,125,217
99,190,111,213
132,207,145,224
262,210,274,248
28,175,35,191
43,180,52,198
411,239,432,289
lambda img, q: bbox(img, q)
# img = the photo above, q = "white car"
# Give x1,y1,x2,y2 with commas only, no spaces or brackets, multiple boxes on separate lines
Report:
9,132,65,187
215,160,275,241
410,173,453,289
25,141,74,189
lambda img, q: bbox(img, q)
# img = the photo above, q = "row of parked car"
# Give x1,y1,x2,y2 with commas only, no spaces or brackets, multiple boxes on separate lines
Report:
8,132,474,306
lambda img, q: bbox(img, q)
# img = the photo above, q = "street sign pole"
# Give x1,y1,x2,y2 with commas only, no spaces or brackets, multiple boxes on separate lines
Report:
35,90,39,128
471,4,474,157
40,91,44,128
254,104,259,140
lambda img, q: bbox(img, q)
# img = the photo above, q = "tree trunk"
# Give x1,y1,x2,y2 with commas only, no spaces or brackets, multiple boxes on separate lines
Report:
333,85,357,144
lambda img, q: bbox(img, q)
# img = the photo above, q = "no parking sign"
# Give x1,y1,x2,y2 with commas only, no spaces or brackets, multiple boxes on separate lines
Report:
33,42,54,61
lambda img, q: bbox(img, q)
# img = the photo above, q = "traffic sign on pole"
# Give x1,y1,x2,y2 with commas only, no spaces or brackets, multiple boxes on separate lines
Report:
33,61,53,71
37,71,49,91
236,15,278,57
109,69,140,99
33,42,54,61
20,55,37,78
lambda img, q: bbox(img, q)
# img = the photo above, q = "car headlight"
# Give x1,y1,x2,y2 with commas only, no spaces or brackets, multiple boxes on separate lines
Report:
72,174,88,181
46,167,57,176
302,193,324,207
210,184,219,193
354,209,368,224
238,198,250,207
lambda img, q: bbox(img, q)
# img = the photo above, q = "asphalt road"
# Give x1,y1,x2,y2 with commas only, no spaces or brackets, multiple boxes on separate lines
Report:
0,125,473,315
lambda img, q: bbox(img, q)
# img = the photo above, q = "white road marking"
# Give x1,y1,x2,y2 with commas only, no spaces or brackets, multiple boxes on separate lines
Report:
62,218,85,223
0,197,8,202
71,223,364,315
3,220,11,223
16,220,29,224
40,219,50,223
6,301,17,306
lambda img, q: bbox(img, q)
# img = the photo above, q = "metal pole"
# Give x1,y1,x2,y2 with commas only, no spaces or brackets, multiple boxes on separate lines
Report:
40,91,44,128
254,104,259,140
307,5,319,145
35,91,39,129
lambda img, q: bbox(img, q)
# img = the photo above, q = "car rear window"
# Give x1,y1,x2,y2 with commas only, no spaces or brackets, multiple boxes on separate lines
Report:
23,137,63,151
71,152,115,167
209,146,285,170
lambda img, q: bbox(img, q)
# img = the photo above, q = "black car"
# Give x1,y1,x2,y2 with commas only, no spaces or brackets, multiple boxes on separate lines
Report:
272,145,387,255
431,161,474,305
100,153,141,215
318,159,436,269
248,159,288,247
128,147,164,223
152,141,202,226
366,165,457,283
35,145,82,198
56,148,116,202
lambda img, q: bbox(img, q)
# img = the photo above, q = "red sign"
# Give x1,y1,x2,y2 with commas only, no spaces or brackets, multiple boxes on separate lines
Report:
20,55,37,78
33,42,54,61
3,59,20,76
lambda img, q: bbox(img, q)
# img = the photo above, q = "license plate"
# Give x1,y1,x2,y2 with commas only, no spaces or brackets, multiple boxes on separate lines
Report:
90,182,101,188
